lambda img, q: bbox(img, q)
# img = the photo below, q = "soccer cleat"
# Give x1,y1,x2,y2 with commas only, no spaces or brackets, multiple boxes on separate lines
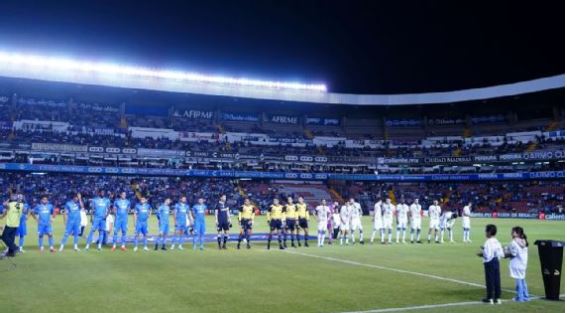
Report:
237,243,241,250
49,247,55,253
481,298,494,304
154,243,159,251
121,246,126,251
304,242,309,247
111,245,116,252
246,243,251,249
178,245,184,250
359,240,364,245
133,246,138,252
143,246,149,251
59,245,64,252
291,243,296,248
97,245,102,251
19,247,25,253
84,244,90,251
40,246,45,252
170,245,175,250
279,245,285,250
495,299,501,304
161,246,167,251
297,241,302,247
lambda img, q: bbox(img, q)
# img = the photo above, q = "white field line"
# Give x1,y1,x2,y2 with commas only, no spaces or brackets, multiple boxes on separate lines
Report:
333,296,556,313
283,250,517,294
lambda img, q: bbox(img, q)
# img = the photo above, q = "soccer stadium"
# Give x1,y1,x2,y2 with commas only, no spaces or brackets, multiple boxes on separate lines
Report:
0,2,564,313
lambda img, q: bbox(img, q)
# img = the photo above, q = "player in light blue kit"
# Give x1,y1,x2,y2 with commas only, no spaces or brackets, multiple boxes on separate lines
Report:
133,196,152,252
15,198,30,252
85,190,111,251
191,197,207,250
172,196,190,250
32,195,55,252
112,191,130,251
59,192,85,251
155,198,171,251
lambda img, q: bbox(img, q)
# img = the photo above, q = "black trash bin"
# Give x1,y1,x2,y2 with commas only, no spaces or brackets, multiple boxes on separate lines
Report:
534,240,564,300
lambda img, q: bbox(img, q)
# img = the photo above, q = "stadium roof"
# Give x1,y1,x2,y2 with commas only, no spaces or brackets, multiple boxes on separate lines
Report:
0,51,563,106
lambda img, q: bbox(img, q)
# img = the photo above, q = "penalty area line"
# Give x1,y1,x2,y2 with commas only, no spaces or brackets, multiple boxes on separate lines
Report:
331,296,555,313
283,250,516,294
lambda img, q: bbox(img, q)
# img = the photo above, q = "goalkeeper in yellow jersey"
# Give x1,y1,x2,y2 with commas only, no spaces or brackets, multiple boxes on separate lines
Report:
237,198,255,250
266,198,285,250
296,196,310,247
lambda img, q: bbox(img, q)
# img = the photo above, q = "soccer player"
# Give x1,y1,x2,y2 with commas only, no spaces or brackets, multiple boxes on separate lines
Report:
172,196,190,250
339,202,351,245
370,198,383,244
15,199,30,252
331,203,341,243
440,209,456,243
427,200,442,243
266,198,285,250
59,192,85,252
396,199,409,243
382,198,395,244
283,196,298,248
315,199,331,247
133,196,151,251
215,194,231,250
237,198,255,249
155,198,172,251
32,195,55,252
349,198,364,244
296,196,309,247
327,201,337,245
191,197,207,250
112,191,130,251
462,202,472,243
409,198,422,243
85,190,111,251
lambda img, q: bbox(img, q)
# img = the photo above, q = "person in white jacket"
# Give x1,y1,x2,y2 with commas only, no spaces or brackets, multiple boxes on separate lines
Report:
505,226,530,302
477,224,505,305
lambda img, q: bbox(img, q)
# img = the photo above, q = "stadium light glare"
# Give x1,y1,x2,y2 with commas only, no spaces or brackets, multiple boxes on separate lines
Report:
0,51,327,92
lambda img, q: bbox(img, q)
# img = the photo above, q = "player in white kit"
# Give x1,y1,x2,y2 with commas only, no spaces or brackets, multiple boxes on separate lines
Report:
462,202,472,243
315,200,331,247
331,202,342,243
427,200,442,243
409,198,422,243
370,199,383,244
381,198,395,244
440,210,457,243
339,202,352,245
348,198,364,244
395,200,409,243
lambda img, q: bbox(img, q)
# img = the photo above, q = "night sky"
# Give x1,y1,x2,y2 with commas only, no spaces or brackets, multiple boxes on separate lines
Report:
0,1,563,94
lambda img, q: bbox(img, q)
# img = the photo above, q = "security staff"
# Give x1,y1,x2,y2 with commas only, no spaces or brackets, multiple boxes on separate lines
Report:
1,194,24,258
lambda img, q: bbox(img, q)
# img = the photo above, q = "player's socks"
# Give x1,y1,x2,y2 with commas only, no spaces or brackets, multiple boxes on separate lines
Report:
85,244,90,250
143,237,148,249
73,244,79,251
217,235,222,249
19,236,25,250
48,236,54,249
39,237,44,250
370,230,376,243
359,232,364,243
296,234,301,246
402,229,406,242
388,231,392,243
223,234,228,249
416,230,421,242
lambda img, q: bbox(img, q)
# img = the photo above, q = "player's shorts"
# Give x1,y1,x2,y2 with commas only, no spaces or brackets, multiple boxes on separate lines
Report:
193,221,206,235
16,223,27,236
397,219,408,229
285,218,297,230
444,219,455,229
269,219,283,231
175,220,188,232
136,222,148,235
462,217,470,229
65,219,81,235
373,218,383,230
411,218,422,230
114,218,128,234
382,217,393,229
317,221,327,232
429,219,440,230
91,218,106,232
217,221,230,232
298,218,308,229
38,223,53,235
340,222,349,232
159,222,170,234
240,218,252,230
351,218,363,230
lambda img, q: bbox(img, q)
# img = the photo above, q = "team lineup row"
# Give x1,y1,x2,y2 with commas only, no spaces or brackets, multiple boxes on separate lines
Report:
0,191,473,255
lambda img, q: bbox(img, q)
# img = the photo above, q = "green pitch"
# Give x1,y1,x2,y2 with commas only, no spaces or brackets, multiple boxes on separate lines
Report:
0,216,564,313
